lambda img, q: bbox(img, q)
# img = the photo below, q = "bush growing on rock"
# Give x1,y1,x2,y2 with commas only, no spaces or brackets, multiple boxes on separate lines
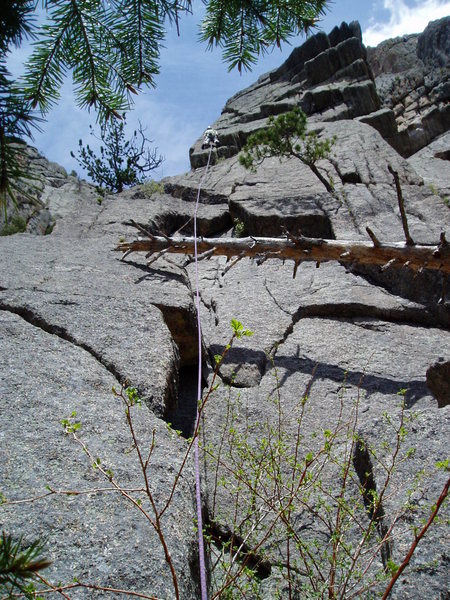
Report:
71,117,163,194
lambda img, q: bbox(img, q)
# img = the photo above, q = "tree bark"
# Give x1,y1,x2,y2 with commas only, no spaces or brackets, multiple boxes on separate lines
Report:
115,224,450,275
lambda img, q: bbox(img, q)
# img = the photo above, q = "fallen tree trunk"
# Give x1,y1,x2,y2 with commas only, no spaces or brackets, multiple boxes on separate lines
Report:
115,222,450,276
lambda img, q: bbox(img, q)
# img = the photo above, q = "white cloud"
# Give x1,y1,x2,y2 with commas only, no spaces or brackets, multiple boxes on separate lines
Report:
363,0,450,46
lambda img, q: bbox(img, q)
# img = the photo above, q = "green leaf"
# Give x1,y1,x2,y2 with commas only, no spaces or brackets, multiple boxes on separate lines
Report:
386,559,399,576
436,459,449,470
305,452,314,464
230,317,254,338
231,318,243,333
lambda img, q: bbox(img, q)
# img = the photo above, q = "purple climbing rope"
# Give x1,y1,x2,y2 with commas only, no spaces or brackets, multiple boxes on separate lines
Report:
193,144,214,600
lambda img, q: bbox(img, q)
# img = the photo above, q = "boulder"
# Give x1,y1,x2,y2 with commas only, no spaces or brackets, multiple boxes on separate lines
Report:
0,144,98,237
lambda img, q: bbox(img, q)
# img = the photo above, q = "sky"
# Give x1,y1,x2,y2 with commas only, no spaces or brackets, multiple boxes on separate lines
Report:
8,0,450,180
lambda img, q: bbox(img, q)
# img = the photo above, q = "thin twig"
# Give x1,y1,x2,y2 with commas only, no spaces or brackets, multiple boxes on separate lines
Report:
381,476,449,600
34,574,160,598
3,486,144,505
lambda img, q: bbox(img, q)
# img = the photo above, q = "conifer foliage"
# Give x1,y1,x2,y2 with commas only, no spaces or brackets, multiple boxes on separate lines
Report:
0,531,51,597
200,0,329,72
17,0,330,121
239,107,336,192
0,0,40,218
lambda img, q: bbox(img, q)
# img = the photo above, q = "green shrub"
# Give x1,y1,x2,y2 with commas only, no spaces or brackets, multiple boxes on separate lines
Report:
140,179,165,197
0,214,27,236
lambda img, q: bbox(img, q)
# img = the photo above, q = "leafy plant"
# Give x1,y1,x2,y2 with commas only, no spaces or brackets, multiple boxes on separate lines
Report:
140,179,165,197
233,217,246,238
239,107,336,192
427,183,450,208
71,117,163,193
0,321,252,599
201,356,449,598
2,321,448,599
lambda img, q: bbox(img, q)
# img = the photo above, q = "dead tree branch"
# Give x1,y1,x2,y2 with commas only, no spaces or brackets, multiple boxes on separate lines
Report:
115,224,450,276
388,165,414,246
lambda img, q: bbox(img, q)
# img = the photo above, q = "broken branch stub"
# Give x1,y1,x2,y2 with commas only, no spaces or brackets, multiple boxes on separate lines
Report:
388,165,414,246
115,228,450,274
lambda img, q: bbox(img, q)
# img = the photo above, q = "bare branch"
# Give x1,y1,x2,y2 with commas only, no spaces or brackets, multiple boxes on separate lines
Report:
388,165,414,246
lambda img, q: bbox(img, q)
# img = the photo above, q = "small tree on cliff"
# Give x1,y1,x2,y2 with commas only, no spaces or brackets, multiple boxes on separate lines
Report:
239,107,336,192
71,117,163,194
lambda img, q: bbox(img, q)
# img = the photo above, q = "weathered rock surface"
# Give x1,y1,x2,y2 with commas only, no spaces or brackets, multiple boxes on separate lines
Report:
1,17,449,600
189,20,381,169
367,17,450,156
407,130,450,199
189,17,449,170
1,192,205,597
0,310,199,599
0,143,98,236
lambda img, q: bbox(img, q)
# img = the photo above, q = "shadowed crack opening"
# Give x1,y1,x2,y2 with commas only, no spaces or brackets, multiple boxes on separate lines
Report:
155,302,208,438
272,351,430,407
434,150,450,161
347,265,450,324
268,301,444,366
134,209,232,238
229,198,335,240
165,365,207,438
205,519,272,581
353,437,391,568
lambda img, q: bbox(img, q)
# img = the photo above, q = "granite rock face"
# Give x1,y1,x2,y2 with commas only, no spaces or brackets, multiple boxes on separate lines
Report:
1,18,449,600
367,17,450,156
189,21,382,169
0,143,98,236
188,17,449,170
0,192,203,598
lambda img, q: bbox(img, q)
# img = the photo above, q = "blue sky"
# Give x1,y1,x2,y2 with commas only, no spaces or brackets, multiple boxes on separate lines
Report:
9,0,450,179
